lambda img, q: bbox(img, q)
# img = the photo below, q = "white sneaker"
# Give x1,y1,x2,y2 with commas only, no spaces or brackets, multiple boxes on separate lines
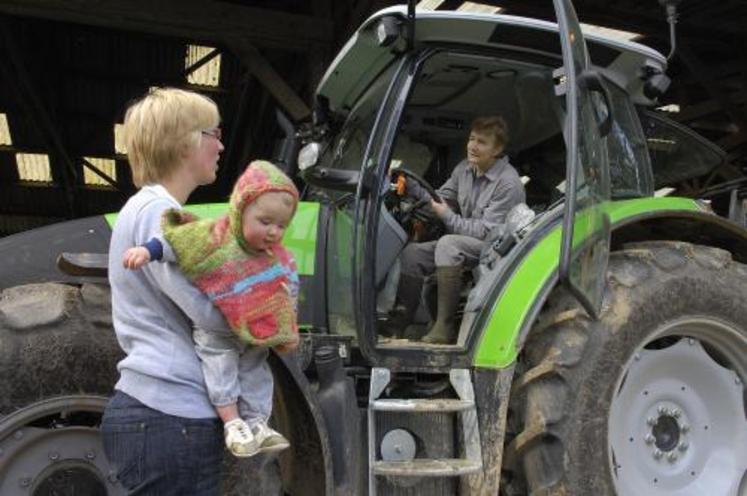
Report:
224,418,259,457
251,420,290,453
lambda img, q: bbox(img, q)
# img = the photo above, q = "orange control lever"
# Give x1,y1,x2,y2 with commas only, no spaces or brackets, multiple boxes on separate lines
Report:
395,173,407,196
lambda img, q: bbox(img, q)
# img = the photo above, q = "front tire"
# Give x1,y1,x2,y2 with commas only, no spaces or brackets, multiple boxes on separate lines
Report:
507,241,747,495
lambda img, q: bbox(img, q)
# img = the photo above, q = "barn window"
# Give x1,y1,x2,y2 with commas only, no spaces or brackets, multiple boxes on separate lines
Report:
0,113,11,146
114,123,127,155
581,23,641,42
457,2,503,14
416,0,445,10
83,157,117,187
16,153,52,183
186,45,221,87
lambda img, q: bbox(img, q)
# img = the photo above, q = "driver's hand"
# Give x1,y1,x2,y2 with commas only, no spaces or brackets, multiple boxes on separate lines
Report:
430,198,451,219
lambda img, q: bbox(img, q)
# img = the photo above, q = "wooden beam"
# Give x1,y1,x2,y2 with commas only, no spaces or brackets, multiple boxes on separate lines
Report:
228,39,311,123
0,0,333,52
0,18,77,217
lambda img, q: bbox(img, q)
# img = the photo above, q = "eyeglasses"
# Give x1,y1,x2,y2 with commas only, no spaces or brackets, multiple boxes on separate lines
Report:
201,127,222,140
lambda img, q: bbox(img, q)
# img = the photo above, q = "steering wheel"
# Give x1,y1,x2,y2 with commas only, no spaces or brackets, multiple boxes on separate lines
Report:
386,168,444,240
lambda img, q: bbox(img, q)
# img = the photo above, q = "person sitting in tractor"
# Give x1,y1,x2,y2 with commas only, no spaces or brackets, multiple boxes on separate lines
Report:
389,115,525,344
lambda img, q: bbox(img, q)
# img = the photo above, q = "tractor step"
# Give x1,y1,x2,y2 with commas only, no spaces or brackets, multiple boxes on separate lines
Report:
372,398,474,412
373,458,482,477
367,368,483,495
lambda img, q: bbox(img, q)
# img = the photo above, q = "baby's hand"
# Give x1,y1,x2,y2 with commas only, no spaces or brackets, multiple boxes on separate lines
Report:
274,338,299,354
123,246,151,270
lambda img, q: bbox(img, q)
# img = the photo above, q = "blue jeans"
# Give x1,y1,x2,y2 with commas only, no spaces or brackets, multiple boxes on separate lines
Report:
102,391,224,495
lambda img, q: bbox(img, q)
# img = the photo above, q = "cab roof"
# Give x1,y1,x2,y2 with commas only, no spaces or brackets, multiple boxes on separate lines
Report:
317,6,667,115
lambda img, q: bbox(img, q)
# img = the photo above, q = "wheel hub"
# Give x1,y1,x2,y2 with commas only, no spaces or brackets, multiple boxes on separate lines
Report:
642,402,691,464
651,412,680,453
0,396,122,495
608,319,747,496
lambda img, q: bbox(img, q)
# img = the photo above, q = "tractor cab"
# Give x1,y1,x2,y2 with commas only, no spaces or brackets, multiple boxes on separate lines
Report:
300,4,664,370
2,2,746,495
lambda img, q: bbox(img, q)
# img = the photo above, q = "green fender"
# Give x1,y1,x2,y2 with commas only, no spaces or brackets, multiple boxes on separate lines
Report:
472,197,703,368
105,201,320,276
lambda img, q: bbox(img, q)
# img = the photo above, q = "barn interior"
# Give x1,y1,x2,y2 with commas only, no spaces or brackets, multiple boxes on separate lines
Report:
0,0,745,237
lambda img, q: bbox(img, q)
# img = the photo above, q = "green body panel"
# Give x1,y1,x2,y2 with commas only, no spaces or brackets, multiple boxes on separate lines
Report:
473,197,701,369
104,201,321,276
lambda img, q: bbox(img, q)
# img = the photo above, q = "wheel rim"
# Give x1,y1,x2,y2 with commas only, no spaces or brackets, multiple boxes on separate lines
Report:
0,395,123,495
609,317,747,496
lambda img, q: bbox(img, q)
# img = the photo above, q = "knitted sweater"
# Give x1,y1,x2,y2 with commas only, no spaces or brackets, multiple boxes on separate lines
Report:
162,160,300,347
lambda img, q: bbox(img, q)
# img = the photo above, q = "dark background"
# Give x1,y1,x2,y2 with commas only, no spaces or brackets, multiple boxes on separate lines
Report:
0,0,745,236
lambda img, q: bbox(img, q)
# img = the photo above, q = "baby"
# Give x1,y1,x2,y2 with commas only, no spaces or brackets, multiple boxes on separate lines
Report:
123,160,299,457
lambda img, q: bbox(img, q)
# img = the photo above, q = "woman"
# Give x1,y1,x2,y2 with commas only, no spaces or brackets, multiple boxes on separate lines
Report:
102,87,270,494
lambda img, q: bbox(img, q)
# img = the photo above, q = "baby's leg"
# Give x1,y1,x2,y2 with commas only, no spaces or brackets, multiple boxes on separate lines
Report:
194,327,259,457
236,347,289,453
236,346,273,424
193,327,242,420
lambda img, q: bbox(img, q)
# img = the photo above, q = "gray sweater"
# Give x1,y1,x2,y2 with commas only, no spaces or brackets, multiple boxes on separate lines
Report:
108,185,227,418
410,156,525,239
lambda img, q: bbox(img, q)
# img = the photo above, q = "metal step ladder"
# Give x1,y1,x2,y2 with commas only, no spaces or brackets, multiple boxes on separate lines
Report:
367,367,482,495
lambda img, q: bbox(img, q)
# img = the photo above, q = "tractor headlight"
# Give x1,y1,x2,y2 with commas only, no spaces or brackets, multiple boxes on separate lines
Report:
298,142,321,171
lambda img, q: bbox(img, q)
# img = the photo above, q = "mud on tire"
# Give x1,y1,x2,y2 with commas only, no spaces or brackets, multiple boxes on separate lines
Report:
0,282,123,494
505,242,747,495
0,282,294,495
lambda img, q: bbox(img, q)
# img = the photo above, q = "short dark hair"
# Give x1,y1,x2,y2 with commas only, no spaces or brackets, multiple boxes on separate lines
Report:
470,115,509,147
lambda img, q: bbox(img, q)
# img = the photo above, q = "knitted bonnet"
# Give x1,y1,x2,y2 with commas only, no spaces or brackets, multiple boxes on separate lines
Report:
229,160,299,253
162,160,300,347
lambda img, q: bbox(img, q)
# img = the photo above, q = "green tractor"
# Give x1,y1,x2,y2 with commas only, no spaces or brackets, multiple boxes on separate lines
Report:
1,2,745,495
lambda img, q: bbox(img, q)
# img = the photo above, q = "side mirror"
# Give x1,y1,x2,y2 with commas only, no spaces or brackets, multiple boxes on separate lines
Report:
643,72,672,101
298,142,361,191
273,109,300,174
301,167,360,192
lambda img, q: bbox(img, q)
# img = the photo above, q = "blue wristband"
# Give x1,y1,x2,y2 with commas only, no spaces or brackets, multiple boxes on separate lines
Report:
143,238,164,262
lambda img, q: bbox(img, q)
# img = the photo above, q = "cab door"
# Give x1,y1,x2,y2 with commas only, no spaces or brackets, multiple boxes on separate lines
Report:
554,0,612,318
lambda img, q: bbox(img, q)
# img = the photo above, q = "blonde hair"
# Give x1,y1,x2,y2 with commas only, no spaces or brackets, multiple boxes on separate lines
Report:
123,87,219,187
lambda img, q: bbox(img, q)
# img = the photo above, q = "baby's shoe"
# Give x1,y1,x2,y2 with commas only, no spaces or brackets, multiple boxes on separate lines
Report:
251,420,290,453
224,418,259,457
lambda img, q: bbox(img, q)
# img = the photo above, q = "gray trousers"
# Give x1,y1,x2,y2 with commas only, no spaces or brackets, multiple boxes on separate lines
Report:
193,327,273,425
400,234,486,278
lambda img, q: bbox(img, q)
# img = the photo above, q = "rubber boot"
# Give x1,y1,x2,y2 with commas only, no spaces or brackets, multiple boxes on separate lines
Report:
422,266,463,344
384,274,423,338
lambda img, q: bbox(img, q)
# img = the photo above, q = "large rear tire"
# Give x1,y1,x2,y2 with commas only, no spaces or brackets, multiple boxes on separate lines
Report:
0,283,124,495
506,242,747,495
0,282,311,495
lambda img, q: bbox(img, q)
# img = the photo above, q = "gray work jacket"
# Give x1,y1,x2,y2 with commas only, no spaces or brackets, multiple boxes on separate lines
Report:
412,155,525,240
